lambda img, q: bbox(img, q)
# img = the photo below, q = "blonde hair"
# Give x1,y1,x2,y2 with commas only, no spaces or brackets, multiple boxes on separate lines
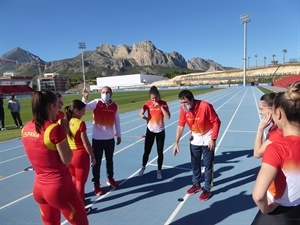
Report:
274,81,300,124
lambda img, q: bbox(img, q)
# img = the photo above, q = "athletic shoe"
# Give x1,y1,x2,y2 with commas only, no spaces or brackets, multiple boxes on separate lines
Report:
94,184,103,196
157,170,162,180
20,126,23,129
1,127,7,131
107,178,119,188
199,189,211,201
186,184,201,195
15,125,18,128
138,167,145,176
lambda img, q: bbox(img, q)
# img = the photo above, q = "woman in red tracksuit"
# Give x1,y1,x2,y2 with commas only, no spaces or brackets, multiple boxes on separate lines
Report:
21,91,88,225
138,86,171,179
65,100,96,209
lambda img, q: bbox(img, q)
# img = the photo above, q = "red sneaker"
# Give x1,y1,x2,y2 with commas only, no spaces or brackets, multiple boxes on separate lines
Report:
186,184,201,195
94,184,103,196
199,189,211,201
107,178,119,188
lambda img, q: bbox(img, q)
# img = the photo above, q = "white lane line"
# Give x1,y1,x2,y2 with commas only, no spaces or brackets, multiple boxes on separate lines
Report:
227,130,257,133
0,171,25,180
0,145,23,153
0,155,26,164
0,193,33,210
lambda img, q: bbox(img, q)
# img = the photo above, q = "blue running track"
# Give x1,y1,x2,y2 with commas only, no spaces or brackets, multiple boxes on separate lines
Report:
0,86,267,225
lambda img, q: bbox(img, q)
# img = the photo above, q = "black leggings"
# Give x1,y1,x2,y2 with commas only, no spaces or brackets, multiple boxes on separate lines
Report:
251,205,300,225
142,128,165,170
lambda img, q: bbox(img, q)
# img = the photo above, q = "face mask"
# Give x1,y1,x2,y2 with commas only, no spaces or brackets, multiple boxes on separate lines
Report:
183,104,192,111
101,93,110,102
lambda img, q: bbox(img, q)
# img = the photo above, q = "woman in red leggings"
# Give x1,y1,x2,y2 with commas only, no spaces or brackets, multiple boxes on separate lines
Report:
21,91,88,225
65,100,96,212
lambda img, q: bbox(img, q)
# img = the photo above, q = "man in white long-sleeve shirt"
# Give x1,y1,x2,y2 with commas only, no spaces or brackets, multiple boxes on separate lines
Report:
8,95,23,128
82,86,121,196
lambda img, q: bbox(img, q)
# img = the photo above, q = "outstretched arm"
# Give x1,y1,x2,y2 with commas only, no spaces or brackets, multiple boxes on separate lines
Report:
173,125,184,156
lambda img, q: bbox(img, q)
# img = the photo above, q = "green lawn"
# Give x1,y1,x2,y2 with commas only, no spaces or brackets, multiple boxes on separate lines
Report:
0,88,219,142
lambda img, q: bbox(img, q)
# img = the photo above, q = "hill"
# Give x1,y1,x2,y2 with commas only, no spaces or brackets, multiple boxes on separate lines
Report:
0,40,225,78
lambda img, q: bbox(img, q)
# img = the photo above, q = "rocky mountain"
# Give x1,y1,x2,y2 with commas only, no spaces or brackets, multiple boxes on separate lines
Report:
0,40,224,77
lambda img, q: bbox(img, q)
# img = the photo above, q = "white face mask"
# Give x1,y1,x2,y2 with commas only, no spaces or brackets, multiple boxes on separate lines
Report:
183,104,192,111
101,93,110,102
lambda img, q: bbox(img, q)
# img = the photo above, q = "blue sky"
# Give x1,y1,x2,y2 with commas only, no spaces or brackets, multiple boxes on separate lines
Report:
0,0,299,68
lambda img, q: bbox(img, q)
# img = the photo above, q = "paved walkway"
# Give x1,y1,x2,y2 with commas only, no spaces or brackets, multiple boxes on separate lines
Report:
260,86,287,92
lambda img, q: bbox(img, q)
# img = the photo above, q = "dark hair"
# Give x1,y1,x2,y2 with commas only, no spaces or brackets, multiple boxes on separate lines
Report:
149,86,160,99
274,81,300,124
31,91,57,133
56,92,62,98
64,99,86,138
102,86,112,94
260,92,277,107
178,89,194,101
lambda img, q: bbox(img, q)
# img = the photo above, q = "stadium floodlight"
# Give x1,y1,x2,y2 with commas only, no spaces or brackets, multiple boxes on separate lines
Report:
78,42,86,90
240,13,251,86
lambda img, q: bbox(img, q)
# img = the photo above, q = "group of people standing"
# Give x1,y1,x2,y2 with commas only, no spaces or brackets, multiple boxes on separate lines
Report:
251,81,300,224
0,92,23,130
20,81,300,225
21,86,123,224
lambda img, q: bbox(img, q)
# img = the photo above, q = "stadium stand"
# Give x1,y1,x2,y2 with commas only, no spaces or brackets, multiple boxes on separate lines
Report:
272,74,300,88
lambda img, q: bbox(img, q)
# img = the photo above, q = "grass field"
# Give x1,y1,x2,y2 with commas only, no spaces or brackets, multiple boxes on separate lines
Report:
0,88,221,142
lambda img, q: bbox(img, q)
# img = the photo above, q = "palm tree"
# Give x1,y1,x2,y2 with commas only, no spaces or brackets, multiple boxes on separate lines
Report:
272,54,276,64
248,56,250,68
255,54,258,67
282,49,288,64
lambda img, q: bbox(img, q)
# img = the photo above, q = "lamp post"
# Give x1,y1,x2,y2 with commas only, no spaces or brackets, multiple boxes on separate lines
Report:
240,13,251,86
78,42,86,90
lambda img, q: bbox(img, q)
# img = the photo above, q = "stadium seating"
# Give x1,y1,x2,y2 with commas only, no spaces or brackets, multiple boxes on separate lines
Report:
0,85,34,95
272,74,300,88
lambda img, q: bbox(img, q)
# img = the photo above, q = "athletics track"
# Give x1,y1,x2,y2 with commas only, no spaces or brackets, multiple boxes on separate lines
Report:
1,86,271,224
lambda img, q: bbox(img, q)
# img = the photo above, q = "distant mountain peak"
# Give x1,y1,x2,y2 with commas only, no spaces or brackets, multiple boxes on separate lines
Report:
1,40,224,76
2,47,44,64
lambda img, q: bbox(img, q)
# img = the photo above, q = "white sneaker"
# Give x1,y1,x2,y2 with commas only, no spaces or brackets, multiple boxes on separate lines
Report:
138,167,145,176
1,127,7,131
157,170,162,180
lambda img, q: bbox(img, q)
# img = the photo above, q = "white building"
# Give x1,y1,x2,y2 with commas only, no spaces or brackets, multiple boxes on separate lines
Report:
89,74,163,91
37,72,69,92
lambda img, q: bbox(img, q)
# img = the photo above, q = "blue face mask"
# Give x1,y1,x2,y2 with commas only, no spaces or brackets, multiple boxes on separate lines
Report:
101,93,110,102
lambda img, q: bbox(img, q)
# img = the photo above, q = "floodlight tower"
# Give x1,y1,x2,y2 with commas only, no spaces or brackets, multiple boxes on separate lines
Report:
240,13,251,86
78,42,86,90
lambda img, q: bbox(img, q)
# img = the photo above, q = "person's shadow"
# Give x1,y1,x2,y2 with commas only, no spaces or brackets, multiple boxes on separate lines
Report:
90,162,192,213
87,149,259,216
170,191,256,225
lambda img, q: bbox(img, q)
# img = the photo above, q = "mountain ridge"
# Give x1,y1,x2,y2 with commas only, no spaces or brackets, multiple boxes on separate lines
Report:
0,40,226,77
